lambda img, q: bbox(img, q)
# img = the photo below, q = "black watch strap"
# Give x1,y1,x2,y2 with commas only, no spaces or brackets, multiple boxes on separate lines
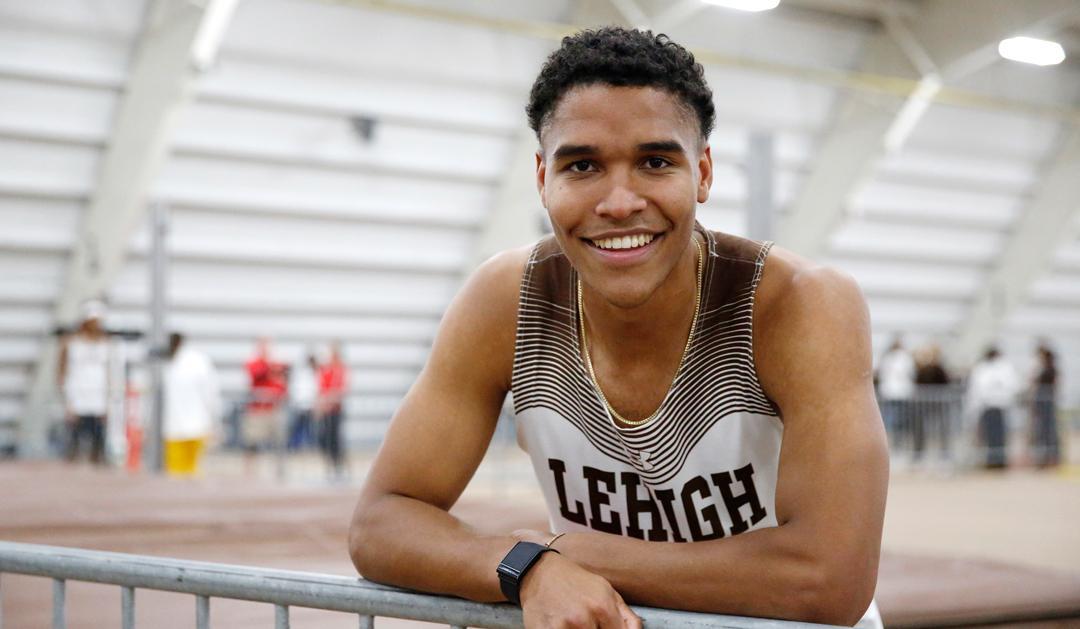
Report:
496,541,559,605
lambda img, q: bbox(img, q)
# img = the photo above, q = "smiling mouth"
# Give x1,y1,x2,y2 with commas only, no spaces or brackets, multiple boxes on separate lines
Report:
586,233,657,251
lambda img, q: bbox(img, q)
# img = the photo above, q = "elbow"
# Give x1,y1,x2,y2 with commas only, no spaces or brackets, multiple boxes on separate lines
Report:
347,503,371,577
348,496,390,582
790,560,876,627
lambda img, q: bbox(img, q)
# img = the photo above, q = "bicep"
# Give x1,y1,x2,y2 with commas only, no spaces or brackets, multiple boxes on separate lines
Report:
360,251,525,512
759,269,888,591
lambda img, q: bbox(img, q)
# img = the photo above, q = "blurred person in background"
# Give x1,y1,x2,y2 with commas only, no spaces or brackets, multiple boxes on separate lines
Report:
913,343,951,464
163,333,221,477
58,300,111,465
967,346,1019,469
287,351,319,451
317,342,348,480
1029,342,1060,468
876,336,915,452
243,337,287,476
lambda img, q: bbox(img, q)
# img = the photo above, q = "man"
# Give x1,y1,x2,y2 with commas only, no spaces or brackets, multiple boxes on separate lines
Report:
1029,343,1059,468
913,343,951,464
163,333,221,477
287,351,319,451
350,27,887,628
966,346,1018,469
876,336,915,451
243,337,287,476
58,300,111,465
317,342,348,479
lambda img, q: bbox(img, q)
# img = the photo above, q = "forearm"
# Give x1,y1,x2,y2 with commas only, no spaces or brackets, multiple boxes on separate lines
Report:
554,523,868,625
349,493,514,602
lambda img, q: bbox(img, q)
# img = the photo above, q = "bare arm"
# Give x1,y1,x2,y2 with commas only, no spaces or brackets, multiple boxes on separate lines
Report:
57,337,73,418
351,249,643,627
522,262,888,625
57,338,68,390
349,249,527,601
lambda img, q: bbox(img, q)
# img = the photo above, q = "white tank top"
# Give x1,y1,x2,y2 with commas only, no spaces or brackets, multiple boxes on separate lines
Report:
64,335,110,416
510,227,882,627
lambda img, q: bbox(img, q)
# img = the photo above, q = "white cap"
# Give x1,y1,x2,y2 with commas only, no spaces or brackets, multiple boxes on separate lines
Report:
80,299,106,322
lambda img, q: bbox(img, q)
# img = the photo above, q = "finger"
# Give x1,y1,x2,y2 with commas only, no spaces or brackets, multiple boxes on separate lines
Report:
616,596,642,629
596,607,624,629
595,595,629,629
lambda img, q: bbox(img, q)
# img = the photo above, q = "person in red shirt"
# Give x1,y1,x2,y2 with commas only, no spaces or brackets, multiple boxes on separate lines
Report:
317,341,348,479
244,337,287,476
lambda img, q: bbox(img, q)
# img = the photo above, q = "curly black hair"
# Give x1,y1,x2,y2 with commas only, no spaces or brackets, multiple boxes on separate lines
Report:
526,27,715,143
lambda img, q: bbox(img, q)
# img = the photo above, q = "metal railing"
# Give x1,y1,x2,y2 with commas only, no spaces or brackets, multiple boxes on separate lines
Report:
0,542,837,629
878,385,1067,469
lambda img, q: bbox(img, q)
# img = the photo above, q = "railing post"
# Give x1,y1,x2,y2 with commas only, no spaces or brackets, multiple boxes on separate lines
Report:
121,586,135,629
196,594,210,629
275,604,289,629
52,578,65,629
358,615,374,629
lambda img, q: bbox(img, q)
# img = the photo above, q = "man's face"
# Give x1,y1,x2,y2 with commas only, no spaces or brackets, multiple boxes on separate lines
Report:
83,318,101,334
536,85,712,309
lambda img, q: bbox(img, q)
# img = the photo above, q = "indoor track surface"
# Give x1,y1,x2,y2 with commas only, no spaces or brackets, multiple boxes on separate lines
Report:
2,450,1079,628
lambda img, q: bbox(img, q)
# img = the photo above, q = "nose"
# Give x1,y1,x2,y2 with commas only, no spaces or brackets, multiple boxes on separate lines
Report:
594,181,647,219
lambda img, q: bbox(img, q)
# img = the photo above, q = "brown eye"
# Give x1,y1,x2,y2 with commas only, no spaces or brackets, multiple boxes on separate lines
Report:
568,160,594,173
645,157,671,169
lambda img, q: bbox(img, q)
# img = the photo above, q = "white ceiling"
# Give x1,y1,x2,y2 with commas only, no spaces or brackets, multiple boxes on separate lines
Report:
1,0,1078,436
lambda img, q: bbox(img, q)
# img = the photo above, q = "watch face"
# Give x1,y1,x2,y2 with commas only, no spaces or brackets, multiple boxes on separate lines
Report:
497,562,517,580
498,542,545,580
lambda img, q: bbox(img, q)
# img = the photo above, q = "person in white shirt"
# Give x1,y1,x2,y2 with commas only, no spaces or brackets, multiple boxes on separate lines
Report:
287,353,319,451
876,337,916,450
966,346,1019,469
59,300,111,465
163,333,221,477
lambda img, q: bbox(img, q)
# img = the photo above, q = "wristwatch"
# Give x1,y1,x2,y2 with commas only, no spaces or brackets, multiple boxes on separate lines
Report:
496,541,559,605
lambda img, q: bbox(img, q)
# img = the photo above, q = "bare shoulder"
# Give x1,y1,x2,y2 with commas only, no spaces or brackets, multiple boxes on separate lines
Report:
451,245,532,330
429,244,534,391
753,245,872,404
756,245,866,320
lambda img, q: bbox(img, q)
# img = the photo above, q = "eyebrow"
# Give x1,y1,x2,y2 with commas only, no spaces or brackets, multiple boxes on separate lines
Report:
638,140,686,154
551,144,597,161
551,140,688,162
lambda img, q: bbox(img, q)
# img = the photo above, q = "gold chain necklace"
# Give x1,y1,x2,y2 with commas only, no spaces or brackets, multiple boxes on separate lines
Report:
577,236,704,427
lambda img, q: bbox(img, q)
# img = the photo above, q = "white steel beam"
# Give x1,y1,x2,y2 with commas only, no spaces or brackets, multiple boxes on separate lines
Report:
782,0,919,21
778,0,1080,260
20,0,238,455
464,128,546,275
461,0,613,279
953,126,1080,365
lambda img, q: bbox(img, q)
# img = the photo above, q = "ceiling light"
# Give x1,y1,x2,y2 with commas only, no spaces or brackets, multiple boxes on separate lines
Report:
998,36,1066,66
191,0,240,71
702,0,781,12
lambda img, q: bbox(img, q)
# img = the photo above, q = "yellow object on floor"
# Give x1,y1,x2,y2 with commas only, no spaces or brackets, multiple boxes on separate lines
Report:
165,438,206,476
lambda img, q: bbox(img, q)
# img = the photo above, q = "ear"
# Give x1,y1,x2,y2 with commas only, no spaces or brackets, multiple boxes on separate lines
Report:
696,144,713,204
535,151,547,208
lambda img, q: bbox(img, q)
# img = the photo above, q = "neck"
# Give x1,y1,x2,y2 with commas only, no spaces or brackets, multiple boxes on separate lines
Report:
582,234,701,361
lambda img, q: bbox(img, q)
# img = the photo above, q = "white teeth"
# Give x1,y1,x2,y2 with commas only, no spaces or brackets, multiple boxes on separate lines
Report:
590,233,655,250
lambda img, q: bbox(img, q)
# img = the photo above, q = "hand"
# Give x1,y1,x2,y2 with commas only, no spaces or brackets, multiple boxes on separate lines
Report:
208,425,224,449
519,549,641,629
